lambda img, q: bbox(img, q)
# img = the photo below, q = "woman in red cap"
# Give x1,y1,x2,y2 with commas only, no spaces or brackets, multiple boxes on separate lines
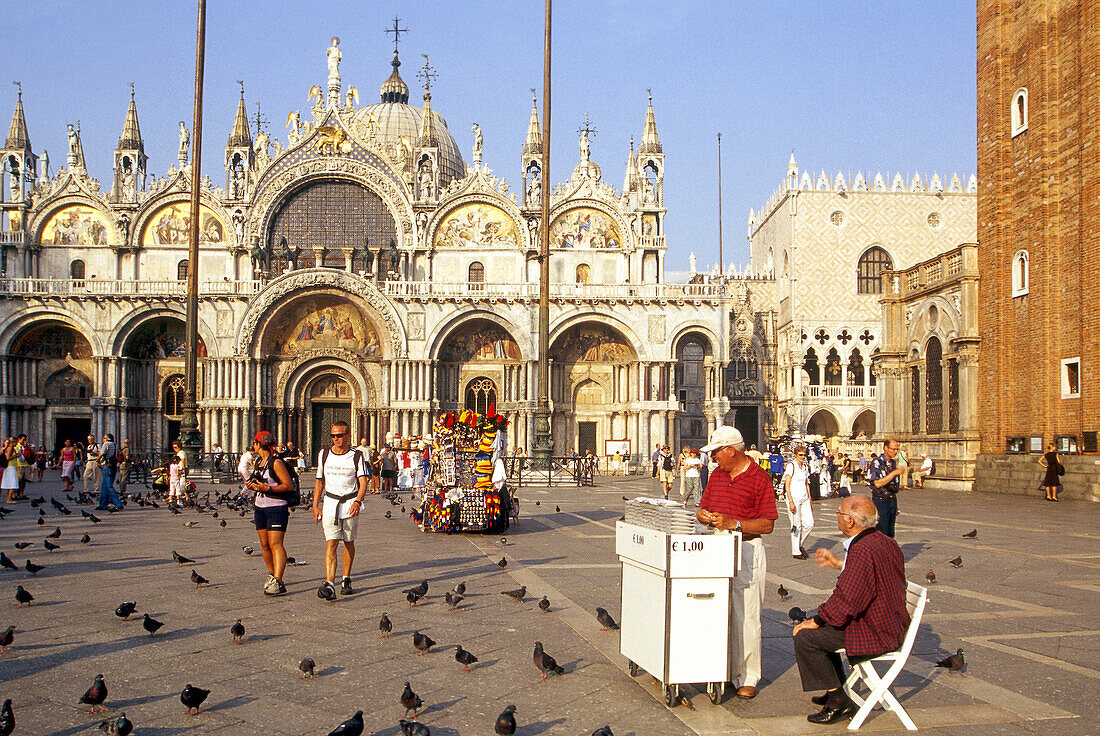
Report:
245,430,295,595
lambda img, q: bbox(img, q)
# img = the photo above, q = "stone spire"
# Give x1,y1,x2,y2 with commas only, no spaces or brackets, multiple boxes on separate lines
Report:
523,90,542,156
117,86,144,153
5,87,31,152
623,136,639,194
380,51,410,103
417,55,437,146
638,90,661,155
227,86,252,148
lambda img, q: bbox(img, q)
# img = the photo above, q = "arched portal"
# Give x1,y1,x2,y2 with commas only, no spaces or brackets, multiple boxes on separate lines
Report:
806,408,840,438
550,322,638,455
304,373,354,461
435,318,522,407
673,331,715,451
8,321,95,450
851,409,876,438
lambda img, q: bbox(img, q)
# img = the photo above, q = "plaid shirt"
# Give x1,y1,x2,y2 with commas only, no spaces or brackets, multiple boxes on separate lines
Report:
699,461,777,523
815,529,909,656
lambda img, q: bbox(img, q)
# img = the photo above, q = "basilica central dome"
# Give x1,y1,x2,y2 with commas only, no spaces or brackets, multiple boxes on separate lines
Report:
351,51,467,185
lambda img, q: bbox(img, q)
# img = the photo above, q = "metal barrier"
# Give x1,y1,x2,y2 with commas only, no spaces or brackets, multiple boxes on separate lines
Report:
506,455,598,488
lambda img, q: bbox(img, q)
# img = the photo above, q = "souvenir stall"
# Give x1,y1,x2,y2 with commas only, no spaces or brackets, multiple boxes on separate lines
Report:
413,408,510,533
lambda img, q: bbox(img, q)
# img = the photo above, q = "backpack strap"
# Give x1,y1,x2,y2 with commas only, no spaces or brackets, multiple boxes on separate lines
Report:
319,447,330,481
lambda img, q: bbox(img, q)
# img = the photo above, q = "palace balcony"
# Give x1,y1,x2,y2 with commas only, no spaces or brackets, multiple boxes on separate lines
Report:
802,385,876,400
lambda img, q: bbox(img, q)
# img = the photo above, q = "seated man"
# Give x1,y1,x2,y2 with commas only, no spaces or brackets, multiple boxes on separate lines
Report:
792,496,910,724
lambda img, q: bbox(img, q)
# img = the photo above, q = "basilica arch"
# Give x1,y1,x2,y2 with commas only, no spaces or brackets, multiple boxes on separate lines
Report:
672,329,716,451
1,316,96,448
432,315,525,434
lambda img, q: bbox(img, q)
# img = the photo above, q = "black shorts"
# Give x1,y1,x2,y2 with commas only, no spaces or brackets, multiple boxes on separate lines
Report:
382,469,396,481
253,505,289,532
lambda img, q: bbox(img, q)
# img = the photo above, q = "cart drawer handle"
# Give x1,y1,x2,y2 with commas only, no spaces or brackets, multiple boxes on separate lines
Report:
686,592,715,599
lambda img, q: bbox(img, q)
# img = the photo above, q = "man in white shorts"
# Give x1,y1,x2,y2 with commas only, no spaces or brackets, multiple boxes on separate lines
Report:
312,420,369,601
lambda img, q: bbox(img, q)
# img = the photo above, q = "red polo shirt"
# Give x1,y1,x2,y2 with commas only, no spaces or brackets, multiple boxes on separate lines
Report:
699,461,778,522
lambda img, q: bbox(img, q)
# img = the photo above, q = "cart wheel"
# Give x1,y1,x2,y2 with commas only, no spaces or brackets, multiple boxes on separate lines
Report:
627,660,638,677
664,684,678,707
707,682,720,704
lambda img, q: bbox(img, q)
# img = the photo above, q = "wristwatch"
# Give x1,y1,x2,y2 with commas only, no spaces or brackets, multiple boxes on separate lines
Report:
733,519,742,532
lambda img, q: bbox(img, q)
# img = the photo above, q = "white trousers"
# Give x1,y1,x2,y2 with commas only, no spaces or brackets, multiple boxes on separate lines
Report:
732,537,766,688
787,497,814,555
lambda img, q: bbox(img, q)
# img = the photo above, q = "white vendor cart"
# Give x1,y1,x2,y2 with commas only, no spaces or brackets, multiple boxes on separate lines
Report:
616,500,741,707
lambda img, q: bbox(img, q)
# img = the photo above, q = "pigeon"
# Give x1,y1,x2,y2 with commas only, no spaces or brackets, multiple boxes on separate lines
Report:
115,601,137,620
497,556,507,569
142,613,164,637
535,501,540,507
219,519,227,528
47,527,61,539
379,612,392,639
38,509,46,517
43,540,59,552
499,537,508,545
452,581,466,595
81,533,91,544
180,683,210,715
591,727,614,736
412,630,435,655
13,542,30,550
777,584,790,599
36,518,44,526
949,556,963,568
400,681,423,717
14,586,33,607
926,570,936,584
533,641,564,678
80,674,108,713
0,553,16,571
230,619,245,644
501,586,526,602
98,712,133,736
495,704,518,735
183,521,198,528
445,590,464,610
454,644,479,671
385,510,392,519
555,505,561,512
596,607,620,630
538,596,550,613
963,529,977,539
191,569,209,587
403,580,429,598
399,719,430,736
172,551,194,565
0,700,11,736
243,546,253,556
0,625,13,653
286,556,296,564
299,657,316,679
328,710,364,736
24,560,43,576
88,513,101,524
936,648,965,674
81,509,92,518
789,606,807,623
406,590,422,607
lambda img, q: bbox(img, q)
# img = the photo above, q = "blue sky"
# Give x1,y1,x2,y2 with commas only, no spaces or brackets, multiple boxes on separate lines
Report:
5,1,976,271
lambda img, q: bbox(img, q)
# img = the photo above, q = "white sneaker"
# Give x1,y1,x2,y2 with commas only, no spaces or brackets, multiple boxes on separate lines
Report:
263,574,279,595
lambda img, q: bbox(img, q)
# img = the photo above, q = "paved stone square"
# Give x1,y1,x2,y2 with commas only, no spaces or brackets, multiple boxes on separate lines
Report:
0,471,1096,735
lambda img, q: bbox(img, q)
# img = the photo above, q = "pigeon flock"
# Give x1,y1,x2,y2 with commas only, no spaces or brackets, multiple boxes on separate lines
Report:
0,485,627,735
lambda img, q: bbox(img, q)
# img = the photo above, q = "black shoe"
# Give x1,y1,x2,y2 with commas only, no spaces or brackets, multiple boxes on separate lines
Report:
807,702,857,725
792,552,809,560
317,581,337,601
340,577,353,595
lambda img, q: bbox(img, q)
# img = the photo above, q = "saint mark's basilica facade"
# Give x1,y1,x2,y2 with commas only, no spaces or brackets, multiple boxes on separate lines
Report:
0,36,975,463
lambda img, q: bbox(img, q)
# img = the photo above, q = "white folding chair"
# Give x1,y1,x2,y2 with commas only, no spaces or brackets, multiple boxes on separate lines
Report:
839,580,927,730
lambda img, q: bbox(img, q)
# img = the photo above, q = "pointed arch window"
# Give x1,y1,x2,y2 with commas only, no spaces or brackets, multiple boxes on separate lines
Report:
1011,88,1028,137
824,347,843,386
802,347,820,386
1012,249,1029,297
163,374,185,417
925,337,943,433
857,246,893,294
465,377,496,415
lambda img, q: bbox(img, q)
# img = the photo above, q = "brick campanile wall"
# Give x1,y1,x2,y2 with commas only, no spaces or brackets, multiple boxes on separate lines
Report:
976,0,1100,499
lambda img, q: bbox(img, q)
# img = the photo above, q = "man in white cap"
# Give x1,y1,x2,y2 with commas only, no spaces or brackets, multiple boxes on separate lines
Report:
697,425,778,699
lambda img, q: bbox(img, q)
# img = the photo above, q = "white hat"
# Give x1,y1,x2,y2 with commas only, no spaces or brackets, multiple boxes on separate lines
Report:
700,426,745,454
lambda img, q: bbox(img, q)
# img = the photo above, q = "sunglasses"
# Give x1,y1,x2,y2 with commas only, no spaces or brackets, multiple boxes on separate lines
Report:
331,433,347,438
